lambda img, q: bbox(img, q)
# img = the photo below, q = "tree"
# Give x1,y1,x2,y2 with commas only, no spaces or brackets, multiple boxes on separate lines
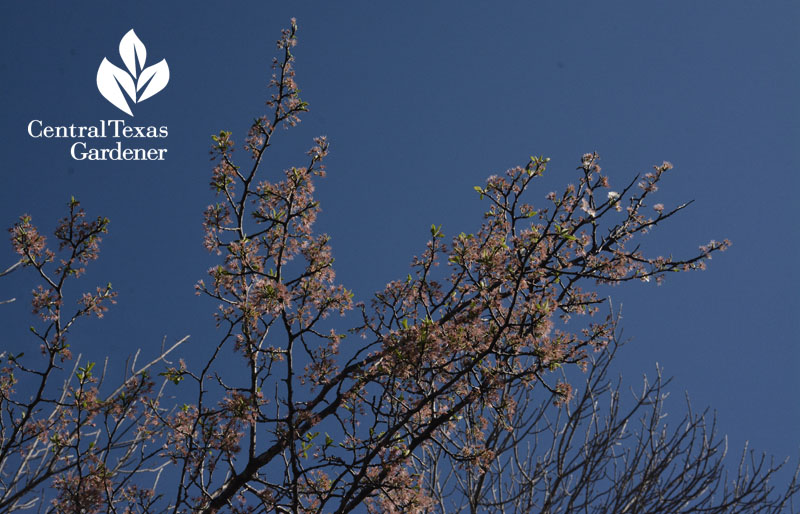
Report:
0,20,796,513
414,331,799,513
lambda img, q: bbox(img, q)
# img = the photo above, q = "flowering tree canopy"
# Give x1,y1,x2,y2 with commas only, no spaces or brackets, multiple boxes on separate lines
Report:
1,20,796,514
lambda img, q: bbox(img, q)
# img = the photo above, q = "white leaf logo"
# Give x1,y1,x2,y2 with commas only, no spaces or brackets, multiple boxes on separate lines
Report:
97,30,169,116
119,30,146,78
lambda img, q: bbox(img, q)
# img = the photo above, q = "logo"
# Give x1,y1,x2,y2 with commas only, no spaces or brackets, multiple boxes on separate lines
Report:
26,29,170,162
97,30,169,116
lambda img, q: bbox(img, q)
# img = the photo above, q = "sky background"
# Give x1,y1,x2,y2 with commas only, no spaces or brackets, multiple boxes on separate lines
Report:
1,0,798,489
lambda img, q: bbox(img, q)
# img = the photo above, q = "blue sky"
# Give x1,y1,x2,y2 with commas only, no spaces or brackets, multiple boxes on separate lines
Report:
2,0,798,487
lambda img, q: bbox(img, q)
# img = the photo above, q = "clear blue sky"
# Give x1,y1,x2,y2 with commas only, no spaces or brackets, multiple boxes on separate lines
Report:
2,0,798,485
